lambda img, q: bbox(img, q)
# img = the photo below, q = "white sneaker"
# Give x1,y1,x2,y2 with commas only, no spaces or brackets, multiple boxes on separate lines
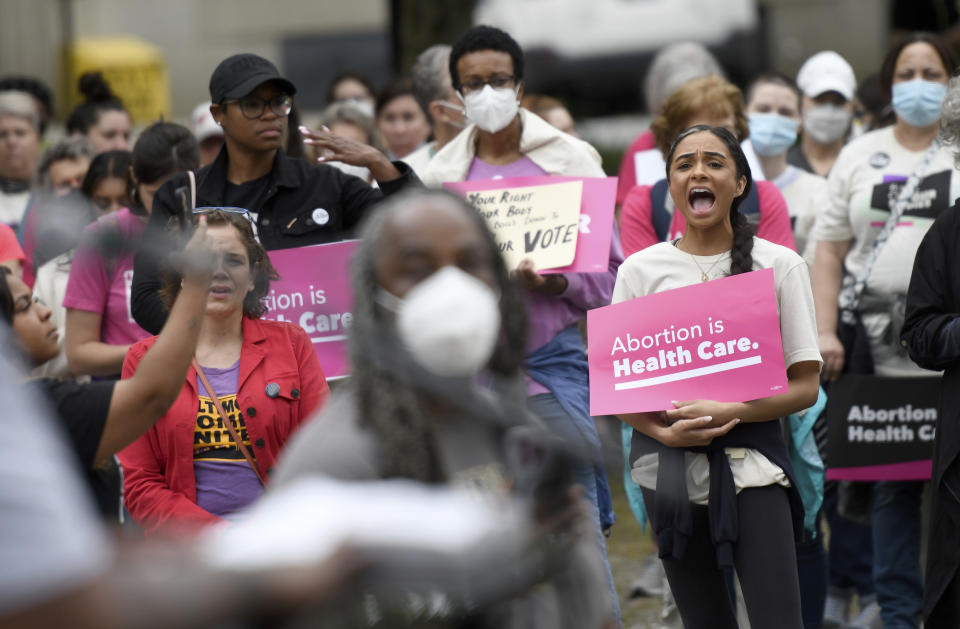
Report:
822,592,851,629
629,555,665,598
847,601,882,629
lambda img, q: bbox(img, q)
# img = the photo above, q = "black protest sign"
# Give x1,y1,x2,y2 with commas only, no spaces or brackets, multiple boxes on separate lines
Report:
826,374,938,480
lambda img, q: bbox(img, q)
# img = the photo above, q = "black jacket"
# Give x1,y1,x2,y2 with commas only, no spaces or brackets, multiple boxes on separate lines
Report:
131,147,418,334
901,202,960,626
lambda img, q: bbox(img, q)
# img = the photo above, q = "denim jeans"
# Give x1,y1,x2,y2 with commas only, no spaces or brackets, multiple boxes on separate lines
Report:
823,484,875,597
872,481,924,628
796,522,827,629
528,393,621,625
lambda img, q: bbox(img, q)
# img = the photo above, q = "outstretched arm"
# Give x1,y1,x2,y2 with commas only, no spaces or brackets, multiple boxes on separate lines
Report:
94,219,215,466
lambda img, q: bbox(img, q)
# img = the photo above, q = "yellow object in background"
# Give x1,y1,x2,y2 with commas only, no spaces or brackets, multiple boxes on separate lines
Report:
63,36,171,123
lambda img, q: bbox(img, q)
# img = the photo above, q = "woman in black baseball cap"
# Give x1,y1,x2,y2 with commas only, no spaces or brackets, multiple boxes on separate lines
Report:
131,53,420,335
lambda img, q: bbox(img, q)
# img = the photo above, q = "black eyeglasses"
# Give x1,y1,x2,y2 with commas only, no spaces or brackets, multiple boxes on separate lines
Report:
460,74,517,94
222,94,293,119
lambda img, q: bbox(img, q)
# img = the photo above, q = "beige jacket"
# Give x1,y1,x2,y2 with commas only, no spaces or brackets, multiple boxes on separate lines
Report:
421,109,605,186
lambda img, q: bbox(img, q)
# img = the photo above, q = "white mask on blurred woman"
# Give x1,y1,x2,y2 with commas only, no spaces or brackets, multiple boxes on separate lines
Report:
378,266,501,377
802,105,852,144
461,85,520,134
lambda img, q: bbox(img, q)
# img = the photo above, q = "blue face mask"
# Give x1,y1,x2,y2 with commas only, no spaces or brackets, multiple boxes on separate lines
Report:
748,113,799,156
892,79,947,127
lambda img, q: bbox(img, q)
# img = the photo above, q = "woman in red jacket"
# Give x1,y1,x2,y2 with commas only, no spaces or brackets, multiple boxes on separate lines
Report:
119,209,328,536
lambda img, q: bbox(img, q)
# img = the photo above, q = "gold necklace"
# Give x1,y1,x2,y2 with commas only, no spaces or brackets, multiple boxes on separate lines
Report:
678,241,727,282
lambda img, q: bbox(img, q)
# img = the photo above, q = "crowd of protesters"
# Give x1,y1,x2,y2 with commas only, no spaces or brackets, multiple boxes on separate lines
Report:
4,16,960,629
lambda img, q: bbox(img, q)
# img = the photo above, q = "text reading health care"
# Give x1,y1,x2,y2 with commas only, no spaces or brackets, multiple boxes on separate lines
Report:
610,317,764,390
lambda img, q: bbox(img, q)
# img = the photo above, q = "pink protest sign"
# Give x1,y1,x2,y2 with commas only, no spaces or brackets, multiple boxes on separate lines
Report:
444,175,616,273
261,240,357,379
587,269,787,415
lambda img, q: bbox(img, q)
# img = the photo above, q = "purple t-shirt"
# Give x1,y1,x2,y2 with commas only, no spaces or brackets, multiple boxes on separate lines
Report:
63,208,150,346
465,156,623,396
193,360,263,519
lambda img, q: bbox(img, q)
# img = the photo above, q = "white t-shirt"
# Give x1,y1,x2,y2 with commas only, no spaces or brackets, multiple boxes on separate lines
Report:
811,126,960,375
773,165,828,265
0,190,29,227
401,140,436,178
612,237,822,503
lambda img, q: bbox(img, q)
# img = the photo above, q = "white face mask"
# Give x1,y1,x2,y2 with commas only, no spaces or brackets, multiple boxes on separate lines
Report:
460,85,520,134
802,104,852,144
377,266,501,377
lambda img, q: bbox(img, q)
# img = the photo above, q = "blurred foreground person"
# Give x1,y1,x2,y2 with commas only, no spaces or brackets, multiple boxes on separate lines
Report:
901,73,960,629
0,319,362,629
274,189,617,629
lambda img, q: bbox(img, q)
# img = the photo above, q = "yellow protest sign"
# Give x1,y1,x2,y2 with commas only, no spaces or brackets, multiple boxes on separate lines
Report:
465,180,583,270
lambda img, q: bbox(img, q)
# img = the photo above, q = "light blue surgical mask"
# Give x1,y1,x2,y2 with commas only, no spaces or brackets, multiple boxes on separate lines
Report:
892,79,947,127
748,113,799,156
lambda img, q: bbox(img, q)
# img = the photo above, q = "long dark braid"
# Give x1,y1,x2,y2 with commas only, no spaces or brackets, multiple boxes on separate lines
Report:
665,124,755,275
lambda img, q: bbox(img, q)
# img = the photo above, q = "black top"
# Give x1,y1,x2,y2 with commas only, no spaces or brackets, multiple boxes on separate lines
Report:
901,202,960,621
786,144,814,174
131,147,419,334
36,378,120,520
630,420,803,570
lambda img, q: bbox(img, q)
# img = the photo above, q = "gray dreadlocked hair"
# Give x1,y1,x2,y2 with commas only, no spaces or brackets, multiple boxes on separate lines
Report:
349,189,528,482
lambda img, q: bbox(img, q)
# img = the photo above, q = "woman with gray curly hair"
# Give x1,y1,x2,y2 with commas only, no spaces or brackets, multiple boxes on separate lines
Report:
272,189,617,628
901,72,960,629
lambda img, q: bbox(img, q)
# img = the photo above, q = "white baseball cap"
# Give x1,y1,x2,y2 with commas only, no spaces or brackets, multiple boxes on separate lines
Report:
191,102,223,142
796,51,856,101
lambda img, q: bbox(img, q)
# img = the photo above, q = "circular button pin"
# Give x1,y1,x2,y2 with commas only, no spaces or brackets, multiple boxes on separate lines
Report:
265,382,280,398
311,208,330,225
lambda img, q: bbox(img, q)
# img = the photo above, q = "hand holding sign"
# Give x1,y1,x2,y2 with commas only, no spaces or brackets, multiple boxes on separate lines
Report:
588,270,787,415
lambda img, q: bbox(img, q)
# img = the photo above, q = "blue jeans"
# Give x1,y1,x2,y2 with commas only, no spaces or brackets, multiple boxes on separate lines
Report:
528,393,621,625
823,484,875,597
872,481,924,628
797,521,827,629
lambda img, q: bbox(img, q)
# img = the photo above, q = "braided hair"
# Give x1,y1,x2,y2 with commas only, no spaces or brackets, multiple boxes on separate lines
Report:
665,124,755,275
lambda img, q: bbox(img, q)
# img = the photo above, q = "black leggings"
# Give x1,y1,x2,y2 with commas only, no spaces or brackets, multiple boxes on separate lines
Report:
642,484,803,629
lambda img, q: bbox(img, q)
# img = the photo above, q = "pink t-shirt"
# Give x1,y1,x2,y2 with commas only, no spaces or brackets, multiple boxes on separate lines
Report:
63,208,150,346
0,222,24,265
